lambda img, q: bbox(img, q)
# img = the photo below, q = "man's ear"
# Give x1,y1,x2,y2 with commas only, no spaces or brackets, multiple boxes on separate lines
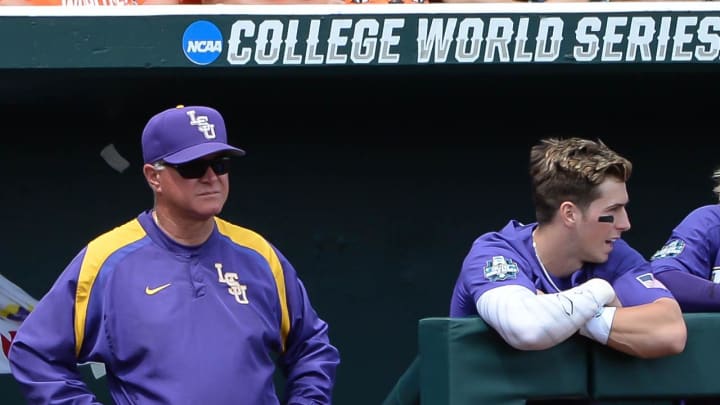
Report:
143,164,161,191
559,201,578,226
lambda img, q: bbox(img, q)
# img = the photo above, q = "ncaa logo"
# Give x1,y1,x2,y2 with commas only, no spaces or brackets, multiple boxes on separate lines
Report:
182,20,223,66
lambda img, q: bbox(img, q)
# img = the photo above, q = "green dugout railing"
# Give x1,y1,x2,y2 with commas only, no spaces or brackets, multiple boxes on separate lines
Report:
384,313,720,405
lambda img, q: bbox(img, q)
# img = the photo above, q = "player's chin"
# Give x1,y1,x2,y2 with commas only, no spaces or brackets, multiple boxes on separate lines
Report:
587,249,611,264
195,193,226,207
593,251,611,264
192,203,225,218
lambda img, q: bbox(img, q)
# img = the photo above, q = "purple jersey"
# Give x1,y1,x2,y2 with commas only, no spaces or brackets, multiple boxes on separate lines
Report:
450,220,674,317
650,205,720,281
9,210,339,405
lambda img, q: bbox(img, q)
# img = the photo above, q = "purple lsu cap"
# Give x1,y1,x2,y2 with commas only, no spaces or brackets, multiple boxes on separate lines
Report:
142,105,246,164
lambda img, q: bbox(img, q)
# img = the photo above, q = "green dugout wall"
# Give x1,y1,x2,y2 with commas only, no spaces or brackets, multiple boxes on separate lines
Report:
383,314,720,404
2,3,720,404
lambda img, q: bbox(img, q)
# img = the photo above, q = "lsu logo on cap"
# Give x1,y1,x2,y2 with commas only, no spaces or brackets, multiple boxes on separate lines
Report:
182,20,223,66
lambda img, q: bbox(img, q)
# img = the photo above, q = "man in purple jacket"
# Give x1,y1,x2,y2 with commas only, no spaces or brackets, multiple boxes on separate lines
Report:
9,105,340,404
450,137,686,359
650,168,720,312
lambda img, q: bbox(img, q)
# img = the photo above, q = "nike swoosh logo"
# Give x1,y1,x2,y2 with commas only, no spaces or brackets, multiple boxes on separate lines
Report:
145,283,172,295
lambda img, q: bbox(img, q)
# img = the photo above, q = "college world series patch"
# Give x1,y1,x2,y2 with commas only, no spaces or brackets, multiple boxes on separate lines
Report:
484,256,519,282
650,239,685,260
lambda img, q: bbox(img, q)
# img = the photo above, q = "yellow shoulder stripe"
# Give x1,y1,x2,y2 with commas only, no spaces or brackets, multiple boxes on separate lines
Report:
75,219,146,356
215,218,290,352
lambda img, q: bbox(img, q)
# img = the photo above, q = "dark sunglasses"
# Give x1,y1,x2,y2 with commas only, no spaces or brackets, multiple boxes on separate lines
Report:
165,156,232,179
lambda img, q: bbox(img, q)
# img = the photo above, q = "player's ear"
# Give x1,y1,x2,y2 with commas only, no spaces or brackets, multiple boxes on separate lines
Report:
143,163,162,191
559,201,577,225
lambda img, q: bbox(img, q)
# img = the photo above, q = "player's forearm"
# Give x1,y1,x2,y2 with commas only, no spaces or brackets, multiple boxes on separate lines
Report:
477,279,615,350
607,298,686,359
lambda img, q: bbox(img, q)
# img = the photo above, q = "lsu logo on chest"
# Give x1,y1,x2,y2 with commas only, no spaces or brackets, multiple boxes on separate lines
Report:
215,263,249,304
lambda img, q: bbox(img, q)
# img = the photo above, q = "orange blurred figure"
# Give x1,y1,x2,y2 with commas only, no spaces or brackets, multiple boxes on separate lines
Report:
345,0,428,2
1,0,186,5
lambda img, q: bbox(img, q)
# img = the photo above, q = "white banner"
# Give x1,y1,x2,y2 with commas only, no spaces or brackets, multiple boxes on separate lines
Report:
0,318,19,373
0,273,39,374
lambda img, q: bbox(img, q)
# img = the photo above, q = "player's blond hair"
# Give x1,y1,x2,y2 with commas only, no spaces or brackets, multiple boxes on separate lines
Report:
530,137,632,224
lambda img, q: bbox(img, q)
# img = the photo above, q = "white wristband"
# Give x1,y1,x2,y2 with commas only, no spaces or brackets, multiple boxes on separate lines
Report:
579,306,616,345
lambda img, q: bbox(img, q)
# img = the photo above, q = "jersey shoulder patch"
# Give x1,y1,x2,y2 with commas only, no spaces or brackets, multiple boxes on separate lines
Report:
636,273,668,290
484,256,519,282
650,239,685,260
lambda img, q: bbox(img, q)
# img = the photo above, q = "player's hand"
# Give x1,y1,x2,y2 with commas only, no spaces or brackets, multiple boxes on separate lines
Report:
581,278,616,306
606,296,623,308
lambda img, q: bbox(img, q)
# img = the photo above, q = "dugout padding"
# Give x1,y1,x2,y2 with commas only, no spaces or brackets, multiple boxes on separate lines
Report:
418,317,590,405
410,315,720,404
591,313,720,401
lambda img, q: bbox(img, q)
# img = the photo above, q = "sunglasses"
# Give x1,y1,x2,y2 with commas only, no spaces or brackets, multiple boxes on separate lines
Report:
165,156,232,179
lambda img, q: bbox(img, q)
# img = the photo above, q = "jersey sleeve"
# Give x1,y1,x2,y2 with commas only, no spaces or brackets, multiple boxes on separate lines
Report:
650,206,720,280
274,247,340,405
607,241,675,307
8,248,103,404
451,239,536,317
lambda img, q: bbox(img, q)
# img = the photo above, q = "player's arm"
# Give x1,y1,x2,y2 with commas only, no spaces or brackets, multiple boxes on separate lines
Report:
604,297,686,359
274,249,339,405
476,278,616,350
8,249,102,404
577,240,688,358
649,208,720,311
580,264,687,358
654,269,720,312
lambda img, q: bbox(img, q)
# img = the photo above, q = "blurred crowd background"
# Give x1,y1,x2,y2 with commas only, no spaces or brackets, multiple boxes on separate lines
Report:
0,0,696,6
